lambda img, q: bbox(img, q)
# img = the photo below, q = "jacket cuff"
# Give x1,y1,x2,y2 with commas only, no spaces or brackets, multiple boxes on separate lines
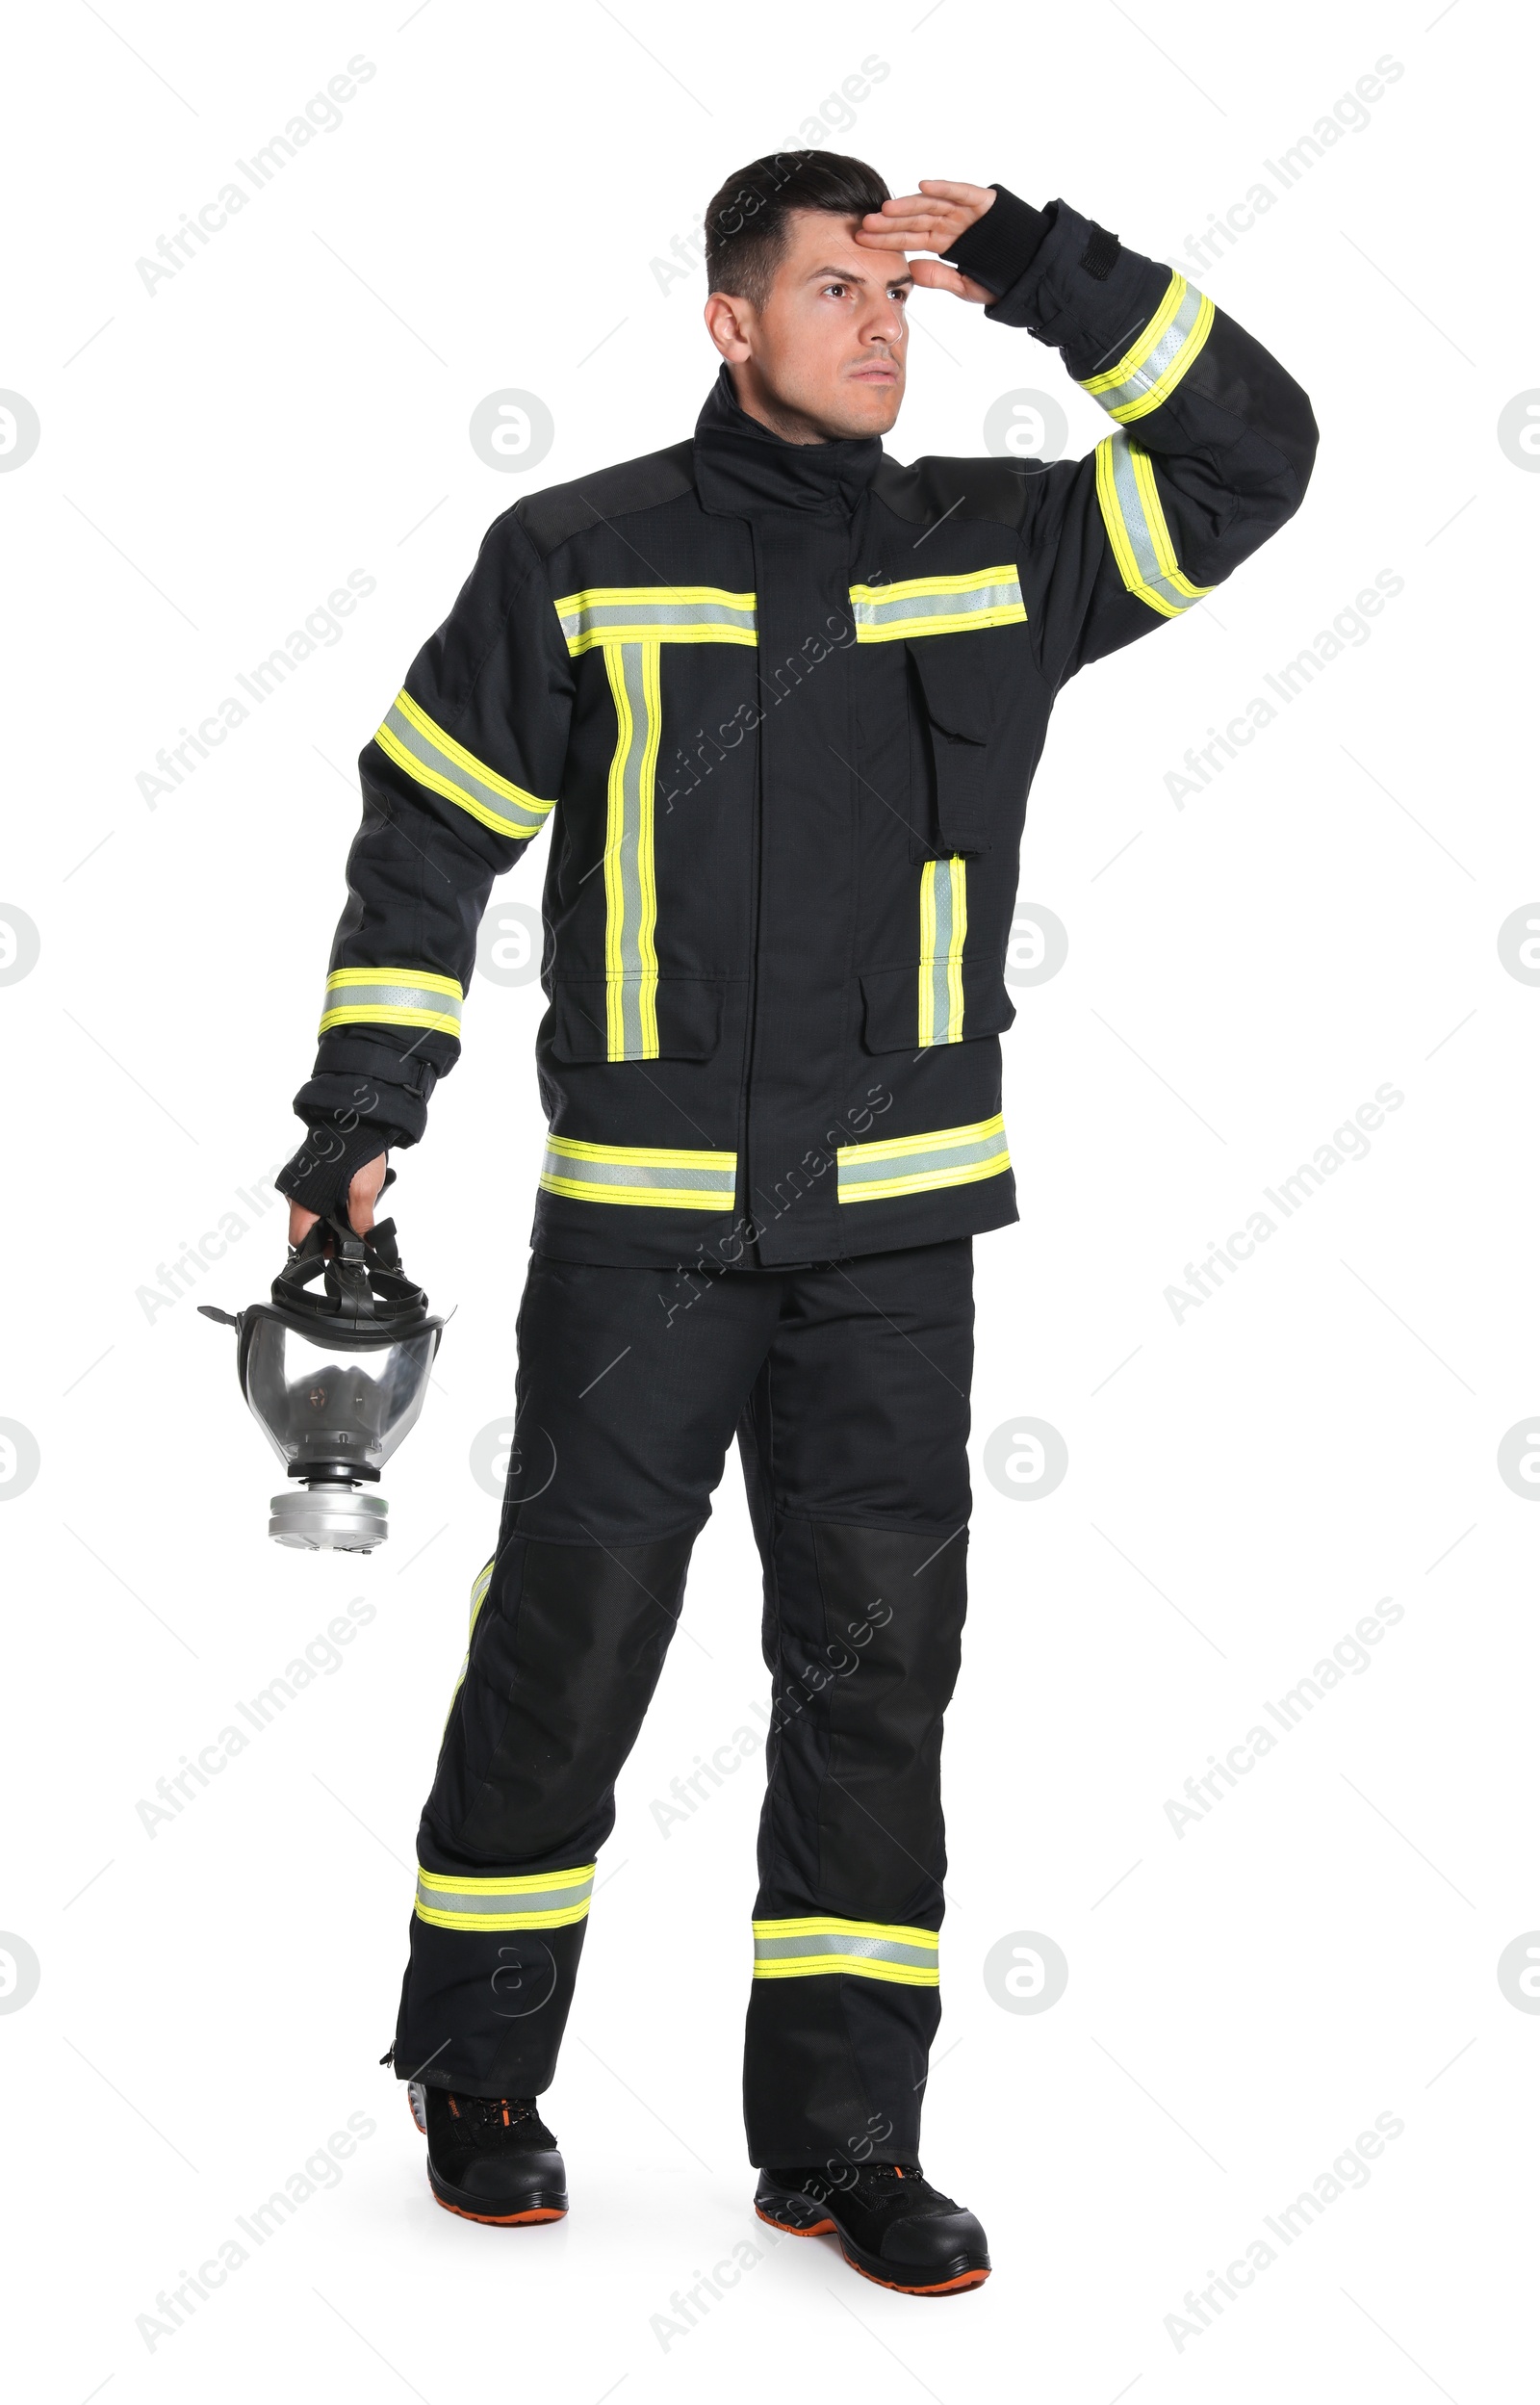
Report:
958,196,1171,376
941,186,1056,297
295,1035,439,1144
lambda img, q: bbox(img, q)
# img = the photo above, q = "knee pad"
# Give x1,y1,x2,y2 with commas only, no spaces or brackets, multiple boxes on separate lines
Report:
428,1532,695,1858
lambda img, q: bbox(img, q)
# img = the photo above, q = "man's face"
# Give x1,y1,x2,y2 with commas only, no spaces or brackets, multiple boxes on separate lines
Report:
708,206,911,442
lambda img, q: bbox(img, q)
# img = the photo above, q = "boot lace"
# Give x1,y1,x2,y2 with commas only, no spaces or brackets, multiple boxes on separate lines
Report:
448,2093,543,2136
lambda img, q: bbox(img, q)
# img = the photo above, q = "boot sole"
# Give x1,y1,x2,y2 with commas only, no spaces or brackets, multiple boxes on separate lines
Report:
754,2200,990,2295
428,2168,568,2226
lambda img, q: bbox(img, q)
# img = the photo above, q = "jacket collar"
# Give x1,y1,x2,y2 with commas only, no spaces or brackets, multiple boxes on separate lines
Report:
692,362,884,518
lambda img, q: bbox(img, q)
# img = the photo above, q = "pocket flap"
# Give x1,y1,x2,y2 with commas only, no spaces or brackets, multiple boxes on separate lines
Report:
860,965,1016,1054
908,639,996,855
908,633,996,742
543,977,724,1064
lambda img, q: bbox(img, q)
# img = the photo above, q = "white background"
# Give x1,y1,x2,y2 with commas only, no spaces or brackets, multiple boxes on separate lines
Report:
2,2,1534,2396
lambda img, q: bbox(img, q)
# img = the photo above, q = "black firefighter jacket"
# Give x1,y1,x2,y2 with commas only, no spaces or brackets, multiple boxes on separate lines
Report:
282,187,1317,1269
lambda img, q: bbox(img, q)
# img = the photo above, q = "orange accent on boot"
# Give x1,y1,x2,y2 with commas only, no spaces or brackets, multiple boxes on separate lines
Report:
754,2201,836,2237
847,2254,990,2297
431,2189,566,2228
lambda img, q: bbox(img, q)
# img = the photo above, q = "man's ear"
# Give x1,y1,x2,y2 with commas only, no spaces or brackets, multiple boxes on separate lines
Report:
705,291,753,363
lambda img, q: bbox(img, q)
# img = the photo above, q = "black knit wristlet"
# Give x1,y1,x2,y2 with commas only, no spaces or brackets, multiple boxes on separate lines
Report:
275,1119,404,1223
941,186,1056,296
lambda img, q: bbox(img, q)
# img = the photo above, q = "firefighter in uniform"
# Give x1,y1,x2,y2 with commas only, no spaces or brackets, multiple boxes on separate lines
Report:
277,158,1316,2294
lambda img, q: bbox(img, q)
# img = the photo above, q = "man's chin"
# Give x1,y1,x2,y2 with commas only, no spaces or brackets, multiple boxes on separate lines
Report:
828,383,904,437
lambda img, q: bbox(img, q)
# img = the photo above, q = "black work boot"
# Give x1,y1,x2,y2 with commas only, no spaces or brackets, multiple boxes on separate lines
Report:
409,2082,568,2225
755,2159,989,2294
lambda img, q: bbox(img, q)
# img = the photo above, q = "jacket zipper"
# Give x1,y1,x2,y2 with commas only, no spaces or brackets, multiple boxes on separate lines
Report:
735,519,769,1258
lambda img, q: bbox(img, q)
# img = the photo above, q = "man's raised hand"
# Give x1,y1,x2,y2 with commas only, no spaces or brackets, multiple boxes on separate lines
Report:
854,179,998,303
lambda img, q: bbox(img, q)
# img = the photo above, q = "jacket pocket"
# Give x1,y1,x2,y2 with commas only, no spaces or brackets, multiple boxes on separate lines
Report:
906,635,998,865
860,964,1015,1055
542,976,724,1064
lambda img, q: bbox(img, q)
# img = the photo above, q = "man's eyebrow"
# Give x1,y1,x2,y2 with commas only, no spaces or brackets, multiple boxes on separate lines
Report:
805,262,914,286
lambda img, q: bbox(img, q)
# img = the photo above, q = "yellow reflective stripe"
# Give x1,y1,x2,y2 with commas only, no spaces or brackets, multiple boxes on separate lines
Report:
554,584,757,654
602,642,661,1061
318,966,464,1038
415,1861,595,1931
918,866,937,1049
947,860,967,1042
323,968,462,996
540,1135,737,1211
751,1915,940,1985
837,1111,1009,1203
1080,272,1214,423
603,646,631,1057
374,688,556,842
1094,435,1213,620
849,565,1026,644
918,858,967,1046
443,1555,496,1732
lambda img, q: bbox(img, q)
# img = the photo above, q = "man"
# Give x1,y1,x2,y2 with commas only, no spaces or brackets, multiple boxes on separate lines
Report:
277,155,1316,2295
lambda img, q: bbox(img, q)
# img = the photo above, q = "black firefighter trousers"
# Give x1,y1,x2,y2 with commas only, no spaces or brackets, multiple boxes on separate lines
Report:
395,1239,973,2168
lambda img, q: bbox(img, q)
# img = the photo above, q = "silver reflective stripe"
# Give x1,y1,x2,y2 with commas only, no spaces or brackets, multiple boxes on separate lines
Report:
927,868,953,1043
603,641,659,1061
415,1868,594,1925
320,979,460,1026
920,858,965,1046
849,568,1026,643
1095,435,1212,619
417,1878,592,1919
378,697,547,836
555,587,757,653
561,598,756,643
753,1931,937,1968
541,1144,735,1196
853,576,1022,634
540,1139,737,1211
1083,273,1214,422
840,1126,1005,1192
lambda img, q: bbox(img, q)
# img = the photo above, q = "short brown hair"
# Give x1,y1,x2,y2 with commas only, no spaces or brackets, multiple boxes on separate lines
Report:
704,150,891,312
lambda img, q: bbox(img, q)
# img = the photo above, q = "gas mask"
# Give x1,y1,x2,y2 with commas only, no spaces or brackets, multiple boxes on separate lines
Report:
201,1213,443,1551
